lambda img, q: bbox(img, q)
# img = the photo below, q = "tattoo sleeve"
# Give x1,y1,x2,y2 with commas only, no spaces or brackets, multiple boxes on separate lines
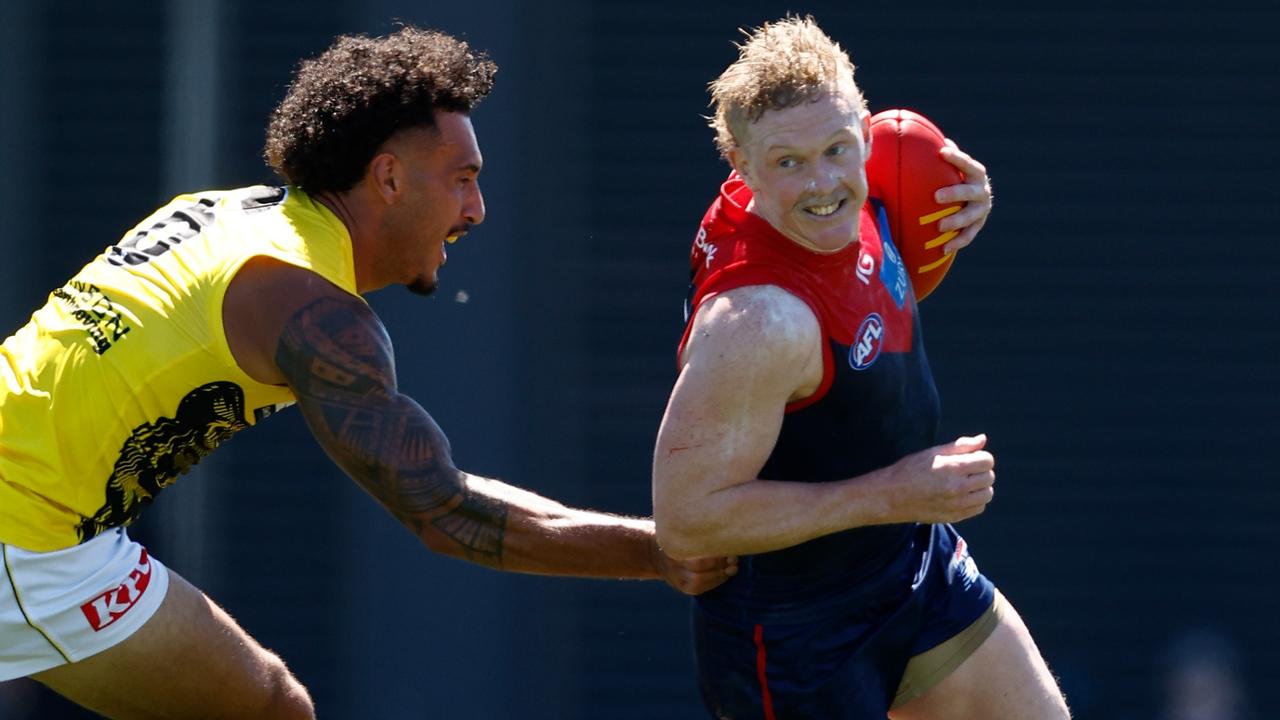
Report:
275,295,507,567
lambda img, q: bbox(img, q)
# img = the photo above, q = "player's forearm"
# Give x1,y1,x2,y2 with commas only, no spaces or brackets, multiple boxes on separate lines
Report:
300,397,653,575
461,476,661,578
347,457,659,578
274,296,662,576
655,467,897,560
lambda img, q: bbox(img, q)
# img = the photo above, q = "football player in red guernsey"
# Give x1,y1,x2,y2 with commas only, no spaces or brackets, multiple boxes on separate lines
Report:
652,16,1070,720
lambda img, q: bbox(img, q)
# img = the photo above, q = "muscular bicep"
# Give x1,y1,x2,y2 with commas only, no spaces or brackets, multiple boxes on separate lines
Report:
275,293,411,473
654,362,787,497
653,287,822,516
274,294,508,565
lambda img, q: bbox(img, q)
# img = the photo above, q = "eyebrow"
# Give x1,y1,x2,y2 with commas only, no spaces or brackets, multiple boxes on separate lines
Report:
765,128,854,154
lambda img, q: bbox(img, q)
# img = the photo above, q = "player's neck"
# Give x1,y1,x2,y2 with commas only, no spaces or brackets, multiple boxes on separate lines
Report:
313,189,381,294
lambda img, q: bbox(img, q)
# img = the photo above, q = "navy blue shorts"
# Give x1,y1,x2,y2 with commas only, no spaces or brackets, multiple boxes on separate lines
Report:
692,524,994,719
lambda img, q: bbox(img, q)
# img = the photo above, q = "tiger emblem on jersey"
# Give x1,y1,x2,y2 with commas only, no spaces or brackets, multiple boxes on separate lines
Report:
76,382,249,542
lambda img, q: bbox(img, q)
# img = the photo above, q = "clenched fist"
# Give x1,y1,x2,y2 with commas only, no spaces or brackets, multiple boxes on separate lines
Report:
883,434,996,524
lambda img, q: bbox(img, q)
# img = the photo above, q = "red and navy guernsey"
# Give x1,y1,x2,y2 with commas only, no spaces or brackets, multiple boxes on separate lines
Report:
678,172,942,612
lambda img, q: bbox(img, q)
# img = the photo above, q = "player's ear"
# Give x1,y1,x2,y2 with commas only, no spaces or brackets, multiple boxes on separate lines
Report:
367,152,400,204
728,145,752,185
859,110,871,146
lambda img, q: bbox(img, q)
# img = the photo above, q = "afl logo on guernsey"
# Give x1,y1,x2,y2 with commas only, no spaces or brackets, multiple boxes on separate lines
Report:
849,313,885,371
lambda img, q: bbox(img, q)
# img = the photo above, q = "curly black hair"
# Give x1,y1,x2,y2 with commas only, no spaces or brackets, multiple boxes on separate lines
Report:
264,26,497,193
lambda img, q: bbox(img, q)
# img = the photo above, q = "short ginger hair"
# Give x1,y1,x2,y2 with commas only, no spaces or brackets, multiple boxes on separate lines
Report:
708,16,867,158
265,26,496,193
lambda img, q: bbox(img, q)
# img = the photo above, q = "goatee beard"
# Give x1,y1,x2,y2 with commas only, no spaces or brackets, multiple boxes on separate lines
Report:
408,278,438,296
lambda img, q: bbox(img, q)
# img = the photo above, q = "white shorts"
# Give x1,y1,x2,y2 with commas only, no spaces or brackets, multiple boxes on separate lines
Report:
1,528,170,681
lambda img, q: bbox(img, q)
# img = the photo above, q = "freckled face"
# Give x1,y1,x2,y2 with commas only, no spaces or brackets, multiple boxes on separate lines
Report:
730,86,870,253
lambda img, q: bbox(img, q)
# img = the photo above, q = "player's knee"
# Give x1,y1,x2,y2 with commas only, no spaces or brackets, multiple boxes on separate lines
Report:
260,657,315,720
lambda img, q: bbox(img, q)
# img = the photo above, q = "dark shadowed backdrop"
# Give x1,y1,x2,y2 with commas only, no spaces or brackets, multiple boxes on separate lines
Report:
1,1,1276,717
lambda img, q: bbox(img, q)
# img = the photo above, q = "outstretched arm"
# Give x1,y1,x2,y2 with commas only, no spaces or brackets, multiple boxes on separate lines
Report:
275,292,509,565
223,258,733,593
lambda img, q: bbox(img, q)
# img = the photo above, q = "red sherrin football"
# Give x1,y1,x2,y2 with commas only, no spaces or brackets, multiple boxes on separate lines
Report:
865,109,964,301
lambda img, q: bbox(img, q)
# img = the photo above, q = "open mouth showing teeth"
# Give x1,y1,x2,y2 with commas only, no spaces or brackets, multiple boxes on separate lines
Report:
805,199,846,217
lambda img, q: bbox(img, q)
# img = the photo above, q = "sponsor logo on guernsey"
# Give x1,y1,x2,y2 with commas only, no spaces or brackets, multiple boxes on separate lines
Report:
855,250,876,286
80,549,154,632
694,227,717,269
880,236,909,309
51,281,133,355
949,538,980,591
848,313,884,371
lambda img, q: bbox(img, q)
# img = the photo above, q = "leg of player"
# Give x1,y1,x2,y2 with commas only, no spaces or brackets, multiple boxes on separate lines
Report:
889,593,1070,720
30,570,314,719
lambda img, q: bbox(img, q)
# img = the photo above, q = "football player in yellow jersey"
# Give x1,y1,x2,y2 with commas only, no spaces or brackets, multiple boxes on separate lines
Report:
0,27,736,718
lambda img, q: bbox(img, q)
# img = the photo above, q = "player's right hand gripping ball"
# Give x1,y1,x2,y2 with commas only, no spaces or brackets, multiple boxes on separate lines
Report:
865,109,964,301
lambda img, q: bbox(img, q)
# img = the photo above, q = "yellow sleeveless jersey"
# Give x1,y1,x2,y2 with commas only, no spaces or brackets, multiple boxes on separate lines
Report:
0,186,359,551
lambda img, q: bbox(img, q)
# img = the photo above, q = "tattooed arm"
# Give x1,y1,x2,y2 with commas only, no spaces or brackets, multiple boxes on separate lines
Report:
223,259,734,591
274,293,508,565
277,291,633,573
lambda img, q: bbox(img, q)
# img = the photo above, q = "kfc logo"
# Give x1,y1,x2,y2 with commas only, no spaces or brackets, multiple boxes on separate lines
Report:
81,549,153,631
